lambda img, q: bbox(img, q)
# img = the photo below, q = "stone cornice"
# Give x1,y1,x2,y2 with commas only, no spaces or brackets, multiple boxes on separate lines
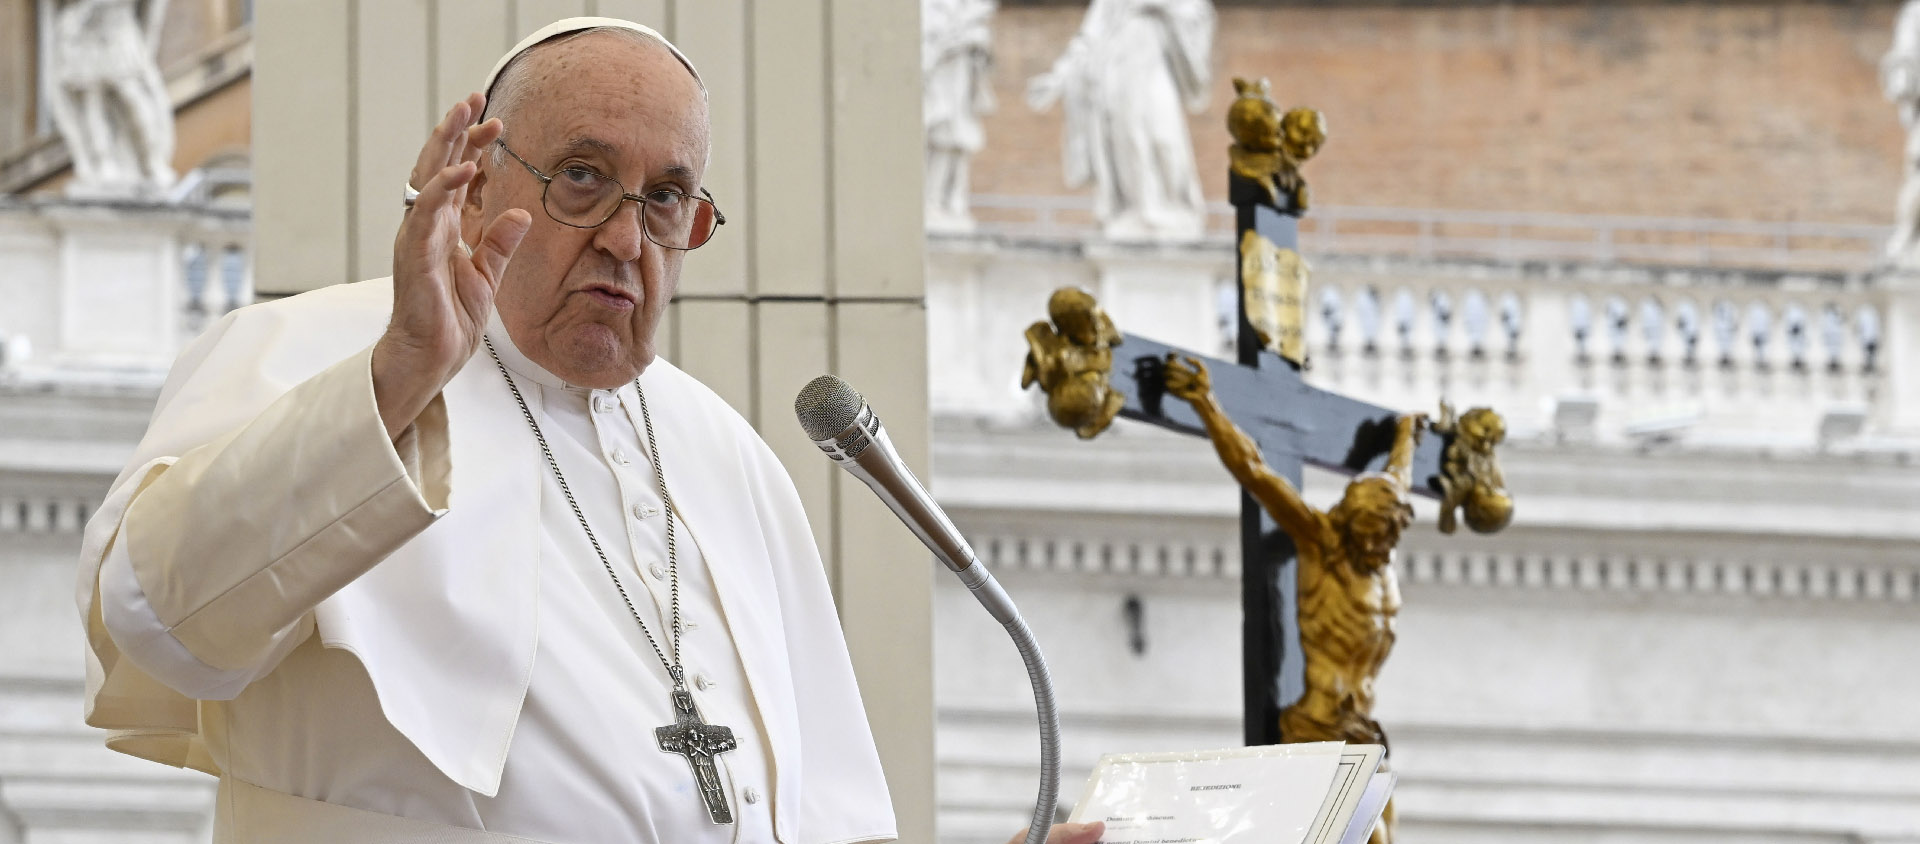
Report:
962,526,1920,605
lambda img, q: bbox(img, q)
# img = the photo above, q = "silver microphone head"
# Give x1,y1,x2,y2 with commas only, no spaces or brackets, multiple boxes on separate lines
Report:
795,374,977,573
796,375,882,461
795,375,864,440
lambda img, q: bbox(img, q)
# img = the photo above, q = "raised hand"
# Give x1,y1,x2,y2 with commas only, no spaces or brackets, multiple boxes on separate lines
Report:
373,93,533,439
1161,353,1213,404
1397,412,1430,442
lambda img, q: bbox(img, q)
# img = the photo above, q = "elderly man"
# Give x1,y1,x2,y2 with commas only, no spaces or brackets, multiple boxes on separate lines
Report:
75,17,1101,844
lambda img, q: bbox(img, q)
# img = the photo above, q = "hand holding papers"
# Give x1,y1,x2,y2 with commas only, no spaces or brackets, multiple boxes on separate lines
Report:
1068,743,1392,844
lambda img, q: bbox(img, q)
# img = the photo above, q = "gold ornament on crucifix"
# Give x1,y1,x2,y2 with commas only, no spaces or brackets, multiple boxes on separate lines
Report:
1433,400,1515,535
1021,287,1126,439
1161,353,1423,844
1240,230,1311,366
1227,77,1326,213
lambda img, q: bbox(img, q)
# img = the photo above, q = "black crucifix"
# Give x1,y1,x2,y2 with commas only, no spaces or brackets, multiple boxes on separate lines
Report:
1020,79,1511,748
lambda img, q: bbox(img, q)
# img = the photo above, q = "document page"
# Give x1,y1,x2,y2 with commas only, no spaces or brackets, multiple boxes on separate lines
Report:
1067,743,1345,844
1336,772,1396,844
1304,744,1386,844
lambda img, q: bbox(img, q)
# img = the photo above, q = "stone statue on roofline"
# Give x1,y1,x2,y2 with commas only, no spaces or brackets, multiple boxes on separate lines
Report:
1884,0,1920,267
1027,0,1215,242
47,0,176,197
923,0,997,233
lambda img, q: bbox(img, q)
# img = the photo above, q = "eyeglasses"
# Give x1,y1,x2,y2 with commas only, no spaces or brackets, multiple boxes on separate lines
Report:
494,138,725,251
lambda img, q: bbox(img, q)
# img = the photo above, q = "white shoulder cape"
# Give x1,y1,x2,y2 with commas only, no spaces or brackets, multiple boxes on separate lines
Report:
75,279,894,843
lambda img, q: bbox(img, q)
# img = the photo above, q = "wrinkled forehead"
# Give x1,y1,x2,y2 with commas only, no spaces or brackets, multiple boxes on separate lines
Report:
483,16,703,103
488,24,712,181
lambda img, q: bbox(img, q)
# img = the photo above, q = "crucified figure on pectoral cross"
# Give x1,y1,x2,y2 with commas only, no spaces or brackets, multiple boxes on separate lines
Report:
656,689,739,824
1163,353,1423,844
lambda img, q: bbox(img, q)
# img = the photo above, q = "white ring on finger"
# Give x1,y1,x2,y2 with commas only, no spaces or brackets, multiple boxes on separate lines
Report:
403,181,422,208
458,239,474,259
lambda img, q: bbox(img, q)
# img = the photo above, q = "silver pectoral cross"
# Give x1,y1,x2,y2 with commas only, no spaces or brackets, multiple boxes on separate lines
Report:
656,689,739,824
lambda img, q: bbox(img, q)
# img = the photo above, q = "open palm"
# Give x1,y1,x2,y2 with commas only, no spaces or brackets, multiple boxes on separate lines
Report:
372,93,532,439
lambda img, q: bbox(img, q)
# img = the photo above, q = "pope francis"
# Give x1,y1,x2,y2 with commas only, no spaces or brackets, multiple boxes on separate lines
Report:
71,16,1109,844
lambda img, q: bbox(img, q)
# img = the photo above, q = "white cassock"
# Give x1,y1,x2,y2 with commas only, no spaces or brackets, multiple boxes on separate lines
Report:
74,278,897,843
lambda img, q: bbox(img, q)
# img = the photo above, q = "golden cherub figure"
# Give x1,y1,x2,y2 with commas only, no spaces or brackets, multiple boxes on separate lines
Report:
1432,401,1514,535
1163,353,1419,844
1227,77,1327,213
1022,287,1126,439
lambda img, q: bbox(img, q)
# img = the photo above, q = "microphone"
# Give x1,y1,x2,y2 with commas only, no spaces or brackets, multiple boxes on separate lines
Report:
794,374,978,575
795,375,1060,844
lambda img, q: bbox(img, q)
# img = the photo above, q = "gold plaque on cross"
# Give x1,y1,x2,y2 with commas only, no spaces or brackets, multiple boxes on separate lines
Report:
1239,229,1309,366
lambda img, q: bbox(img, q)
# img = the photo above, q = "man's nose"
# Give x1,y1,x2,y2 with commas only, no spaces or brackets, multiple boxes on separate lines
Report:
592,198,649,263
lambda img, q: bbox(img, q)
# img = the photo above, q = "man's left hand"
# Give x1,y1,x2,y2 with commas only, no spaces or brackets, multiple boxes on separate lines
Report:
1004,820,1104,844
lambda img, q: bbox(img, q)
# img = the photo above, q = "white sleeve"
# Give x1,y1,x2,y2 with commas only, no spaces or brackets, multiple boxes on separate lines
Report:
93,345,448,698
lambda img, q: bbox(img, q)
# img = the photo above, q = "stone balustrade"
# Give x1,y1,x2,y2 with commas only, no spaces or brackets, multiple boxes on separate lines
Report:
1301,256,1889,448
0,183,251,383
0,494,92,534
928,218,1919,452
969,194,1889,272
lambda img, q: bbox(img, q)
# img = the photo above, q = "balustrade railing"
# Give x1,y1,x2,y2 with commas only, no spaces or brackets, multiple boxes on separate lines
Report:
930,204,1908,449
175,165,255,331
966,194,1889,273
0,170,251,380
1297,262,1885,446
180,226,255,332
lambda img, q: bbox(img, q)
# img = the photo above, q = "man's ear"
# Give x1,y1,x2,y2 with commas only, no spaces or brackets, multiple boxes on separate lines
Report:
460,166,489,246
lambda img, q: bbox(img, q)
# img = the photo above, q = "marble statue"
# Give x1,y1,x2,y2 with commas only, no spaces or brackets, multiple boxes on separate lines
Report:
1027,0,1215,241
1884,0,1920,266
923,0,996,233
47,0,176,196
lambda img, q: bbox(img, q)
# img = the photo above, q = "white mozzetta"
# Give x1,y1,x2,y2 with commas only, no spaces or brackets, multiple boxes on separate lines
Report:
75,279,892,843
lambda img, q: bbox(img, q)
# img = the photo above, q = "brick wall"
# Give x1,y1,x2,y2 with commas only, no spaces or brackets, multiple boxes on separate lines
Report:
972,1,1908,224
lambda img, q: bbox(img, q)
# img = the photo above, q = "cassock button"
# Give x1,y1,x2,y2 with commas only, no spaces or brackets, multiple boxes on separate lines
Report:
695,674,713,690
648,563,666,580
632,502,659,520
611,448,631,465
744,786,761,805
593,394,618,414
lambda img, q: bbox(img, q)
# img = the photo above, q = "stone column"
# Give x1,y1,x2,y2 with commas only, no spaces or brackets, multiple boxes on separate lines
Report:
1877,269,1920,434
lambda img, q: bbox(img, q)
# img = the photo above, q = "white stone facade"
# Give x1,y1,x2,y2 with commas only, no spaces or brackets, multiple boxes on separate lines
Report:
1,388,216,844
0,192,248,843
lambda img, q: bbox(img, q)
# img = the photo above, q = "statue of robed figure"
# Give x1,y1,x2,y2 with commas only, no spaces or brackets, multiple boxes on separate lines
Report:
1026,0,1216,240
47,0,177,196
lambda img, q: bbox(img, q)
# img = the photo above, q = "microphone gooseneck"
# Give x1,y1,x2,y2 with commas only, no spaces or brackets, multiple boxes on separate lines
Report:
795,375,1061,844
